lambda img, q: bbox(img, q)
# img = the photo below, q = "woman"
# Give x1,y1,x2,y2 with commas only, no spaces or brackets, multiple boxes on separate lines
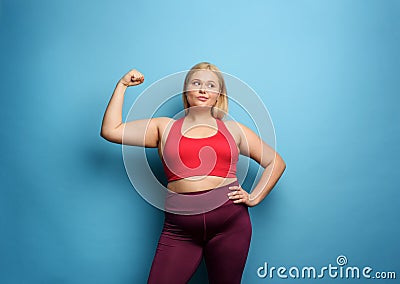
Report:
100,62,286,283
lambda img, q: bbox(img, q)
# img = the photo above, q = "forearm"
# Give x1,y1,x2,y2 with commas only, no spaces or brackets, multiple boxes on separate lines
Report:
100,81,127,137
249,153,286,206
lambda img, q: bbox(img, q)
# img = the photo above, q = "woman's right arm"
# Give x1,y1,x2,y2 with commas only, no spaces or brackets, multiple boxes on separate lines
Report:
100,69,161,147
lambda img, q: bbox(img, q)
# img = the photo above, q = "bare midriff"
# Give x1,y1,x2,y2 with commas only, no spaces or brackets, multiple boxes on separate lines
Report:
167,176,238,193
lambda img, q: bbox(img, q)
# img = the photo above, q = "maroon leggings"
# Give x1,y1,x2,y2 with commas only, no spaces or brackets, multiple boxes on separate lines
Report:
148,180,252,284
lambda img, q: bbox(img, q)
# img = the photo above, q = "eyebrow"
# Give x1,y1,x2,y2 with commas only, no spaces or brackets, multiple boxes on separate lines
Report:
191,79,217,84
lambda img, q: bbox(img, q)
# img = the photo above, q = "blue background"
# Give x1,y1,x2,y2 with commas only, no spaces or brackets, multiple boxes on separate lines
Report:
1,0,399,283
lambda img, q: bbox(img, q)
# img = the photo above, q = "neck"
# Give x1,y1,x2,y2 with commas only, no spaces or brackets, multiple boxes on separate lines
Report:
185,107,215,122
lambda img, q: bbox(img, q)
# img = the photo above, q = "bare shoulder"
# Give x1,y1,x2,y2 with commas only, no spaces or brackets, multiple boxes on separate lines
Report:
222,119,238,131
143,116,171,128
221,119,246,144
153,116,175,127
222,119,263,147
222,120,250,136
152,117,175,138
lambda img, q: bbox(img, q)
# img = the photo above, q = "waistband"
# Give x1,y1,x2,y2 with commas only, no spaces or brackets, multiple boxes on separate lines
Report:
164,180,239,215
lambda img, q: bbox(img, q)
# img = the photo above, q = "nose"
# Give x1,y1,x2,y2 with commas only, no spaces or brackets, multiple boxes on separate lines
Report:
199,82,207,93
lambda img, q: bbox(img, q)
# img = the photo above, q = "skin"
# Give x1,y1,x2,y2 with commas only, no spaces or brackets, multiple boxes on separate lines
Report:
100,68,286,207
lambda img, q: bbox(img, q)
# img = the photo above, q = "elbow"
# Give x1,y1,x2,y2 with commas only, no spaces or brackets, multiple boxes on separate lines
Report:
281,161,286,174
261,152,286,171
277,153,286,173
267,152,286,173
100,128,121,144
100,128,109,140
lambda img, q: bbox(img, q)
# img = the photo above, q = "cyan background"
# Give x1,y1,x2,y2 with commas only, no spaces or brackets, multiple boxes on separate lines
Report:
1,0,399,283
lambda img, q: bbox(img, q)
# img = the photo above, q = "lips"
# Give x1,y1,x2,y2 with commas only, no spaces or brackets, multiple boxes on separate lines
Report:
197,96,208,101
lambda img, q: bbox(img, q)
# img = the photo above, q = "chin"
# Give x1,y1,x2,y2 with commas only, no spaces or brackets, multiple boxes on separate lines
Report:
191,104,213,108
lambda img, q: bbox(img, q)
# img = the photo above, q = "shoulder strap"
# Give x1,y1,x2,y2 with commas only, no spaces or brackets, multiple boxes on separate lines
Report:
216,119,239,154
164,117,184,144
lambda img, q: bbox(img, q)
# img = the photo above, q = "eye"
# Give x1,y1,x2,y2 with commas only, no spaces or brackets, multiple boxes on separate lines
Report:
207,83,216,88
192,80,201,86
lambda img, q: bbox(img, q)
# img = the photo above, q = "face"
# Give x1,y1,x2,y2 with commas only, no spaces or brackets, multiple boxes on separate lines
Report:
185,70,221,109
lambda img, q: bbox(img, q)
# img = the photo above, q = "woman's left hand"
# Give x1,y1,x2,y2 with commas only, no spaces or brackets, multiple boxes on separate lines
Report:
228,184,258,207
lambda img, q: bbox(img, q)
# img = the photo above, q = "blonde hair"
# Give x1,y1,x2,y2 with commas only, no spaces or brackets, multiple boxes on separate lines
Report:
182,62,228,119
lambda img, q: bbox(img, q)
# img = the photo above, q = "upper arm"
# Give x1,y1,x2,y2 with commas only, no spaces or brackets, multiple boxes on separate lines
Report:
101,117,168,147
237,122,278,168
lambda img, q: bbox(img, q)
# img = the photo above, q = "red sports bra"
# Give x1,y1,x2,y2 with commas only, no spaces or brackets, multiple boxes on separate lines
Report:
162,117,239,182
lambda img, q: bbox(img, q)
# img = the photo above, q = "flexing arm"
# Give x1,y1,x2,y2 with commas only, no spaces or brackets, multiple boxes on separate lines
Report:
229,122,286,207
100,69,160,147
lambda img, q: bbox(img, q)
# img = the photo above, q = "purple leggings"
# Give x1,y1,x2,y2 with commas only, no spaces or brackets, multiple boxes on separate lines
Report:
148,180,252,284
